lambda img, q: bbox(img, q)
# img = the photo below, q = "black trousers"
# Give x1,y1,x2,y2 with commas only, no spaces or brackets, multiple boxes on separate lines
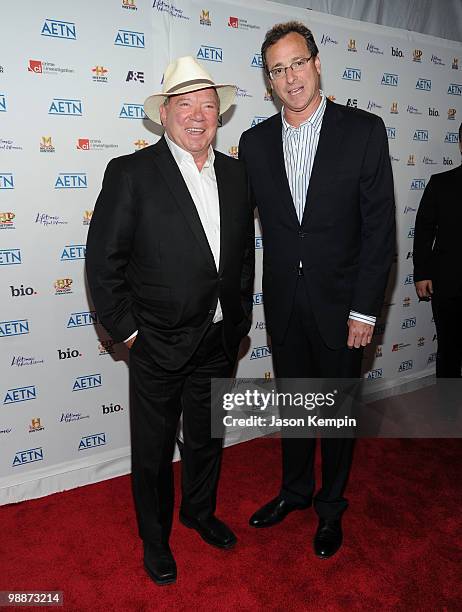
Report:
271,278,362,520
129,322,233,545
431,288,462,378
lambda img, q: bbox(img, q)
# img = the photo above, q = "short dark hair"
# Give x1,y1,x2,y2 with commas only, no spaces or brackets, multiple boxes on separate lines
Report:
459,121,462,144
261,21,319,75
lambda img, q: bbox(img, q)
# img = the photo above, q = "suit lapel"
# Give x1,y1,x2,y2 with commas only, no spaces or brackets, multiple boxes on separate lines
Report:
265,115,300,227
151,137,216,272
302,100,344,226
214,152,233,274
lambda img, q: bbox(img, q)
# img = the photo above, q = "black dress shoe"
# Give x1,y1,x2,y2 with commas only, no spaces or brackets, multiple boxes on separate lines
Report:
179,514,237,549
249,496,310,528
143,542,177,585
313,518,343,559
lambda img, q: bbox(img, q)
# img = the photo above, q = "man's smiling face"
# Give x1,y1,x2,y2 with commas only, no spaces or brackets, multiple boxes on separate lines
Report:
160,88,219,165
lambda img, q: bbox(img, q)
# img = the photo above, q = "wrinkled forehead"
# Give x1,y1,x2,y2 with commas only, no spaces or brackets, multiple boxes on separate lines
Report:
169,87,219,104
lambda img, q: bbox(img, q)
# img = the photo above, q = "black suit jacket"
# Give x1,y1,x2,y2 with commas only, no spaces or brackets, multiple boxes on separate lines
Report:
239,100,395,349
413,163,462,297
86,137,254,370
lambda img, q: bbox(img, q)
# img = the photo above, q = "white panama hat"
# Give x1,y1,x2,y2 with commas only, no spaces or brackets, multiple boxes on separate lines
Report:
144,55,236,124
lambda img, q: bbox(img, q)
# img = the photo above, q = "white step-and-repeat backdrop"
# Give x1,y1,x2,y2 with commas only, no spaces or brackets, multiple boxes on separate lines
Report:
1,0,461,504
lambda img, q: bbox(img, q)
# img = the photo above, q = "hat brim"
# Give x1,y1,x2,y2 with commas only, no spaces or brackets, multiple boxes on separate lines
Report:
144,83,236,124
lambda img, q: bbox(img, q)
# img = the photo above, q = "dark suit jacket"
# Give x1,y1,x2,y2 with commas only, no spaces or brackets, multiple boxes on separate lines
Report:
239,99,395,349
86,137,254,370
413,164,462,298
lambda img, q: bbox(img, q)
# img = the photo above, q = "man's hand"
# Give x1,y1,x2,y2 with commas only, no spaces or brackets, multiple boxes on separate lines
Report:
125,335,137,349
347,319,374,349
415,279,433,300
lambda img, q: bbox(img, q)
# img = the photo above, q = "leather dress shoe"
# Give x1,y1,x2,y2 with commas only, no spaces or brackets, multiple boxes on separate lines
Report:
313,518,343,559
249,496,310,528
143,542,177,585
179,514,237,549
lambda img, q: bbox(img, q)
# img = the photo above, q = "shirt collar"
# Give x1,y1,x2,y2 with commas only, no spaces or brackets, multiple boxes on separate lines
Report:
281,90,326,134
164,132,215,170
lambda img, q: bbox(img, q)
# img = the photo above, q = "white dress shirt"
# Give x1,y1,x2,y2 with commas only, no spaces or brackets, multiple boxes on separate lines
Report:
282,90,376,327
125,135,222,343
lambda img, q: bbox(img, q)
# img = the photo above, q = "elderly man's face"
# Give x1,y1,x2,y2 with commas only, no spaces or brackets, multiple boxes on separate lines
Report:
160,88,219,166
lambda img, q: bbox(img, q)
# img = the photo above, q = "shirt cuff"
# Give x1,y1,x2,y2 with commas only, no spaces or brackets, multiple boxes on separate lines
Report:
349,311,376,326
124,330,138,343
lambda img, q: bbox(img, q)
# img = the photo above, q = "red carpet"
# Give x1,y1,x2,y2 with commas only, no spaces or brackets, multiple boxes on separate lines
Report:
1,437,461,611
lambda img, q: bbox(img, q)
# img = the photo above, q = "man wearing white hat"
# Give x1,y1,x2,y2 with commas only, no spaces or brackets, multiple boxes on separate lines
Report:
86,56,254,585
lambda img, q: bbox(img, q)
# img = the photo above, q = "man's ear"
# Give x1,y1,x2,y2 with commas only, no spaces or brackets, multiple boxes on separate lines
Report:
314,55,321,76
159,101,167,126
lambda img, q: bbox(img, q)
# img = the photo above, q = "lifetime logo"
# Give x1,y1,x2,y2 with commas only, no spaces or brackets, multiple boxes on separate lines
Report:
0,93,7,111
447,83,462,95
402,317,417,329
0,249,21,265
61,245,86,260
253,292,263,306
197,45,222,62
78,433,106,450
381,73,398,86
386,127,396,139
398,359,413,372
445,132,459,143
410,179,425,190
255,237,263,249
0,173,14,189
413,130,429,141
41,19,76,39
67,311,98,328
342,67,361,81
321,34,338,46
72,374,102,391
416,78,431,91
4,385,37,404
367,368,383,379
251,53,263,68
55,173,87,189
49,98,82,116
0,319,29,337
251,116,267,128
12,447,44,467
114,30,145,48
119,103,146,119
250,345,271,360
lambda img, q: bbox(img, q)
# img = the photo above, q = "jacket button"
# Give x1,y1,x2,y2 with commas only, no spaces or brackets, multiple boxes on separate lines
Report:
208,309,215,314
298,231,306,238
